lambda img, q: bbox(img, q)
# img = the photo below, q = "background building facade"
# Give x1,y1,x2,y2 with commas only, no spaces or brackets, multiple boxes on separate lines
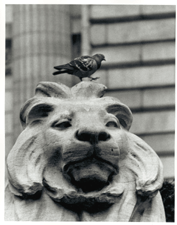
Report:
5,5,175,179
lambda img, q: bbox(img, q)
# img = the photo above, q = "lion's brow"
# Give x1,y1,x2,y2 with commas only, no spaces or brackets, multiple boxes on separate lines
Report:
51,111,74,121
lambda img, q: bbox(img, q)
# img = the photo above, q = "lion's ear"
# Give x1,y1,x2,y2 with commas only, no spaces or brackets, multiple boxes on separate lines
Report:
106,104,133,130
26,103,54,125
20,98,54,128
121,132,164,197
7,128,47,198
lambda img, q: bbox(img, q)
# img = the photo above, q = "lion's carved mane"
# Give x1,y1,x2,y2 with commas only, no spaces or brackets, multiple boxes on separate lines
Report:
5,81,165,221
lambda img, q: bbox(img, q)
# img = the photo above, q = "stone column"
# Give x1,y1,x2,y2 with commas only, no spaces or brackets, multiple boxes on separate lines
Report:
81,5,90,55
12,5,72,141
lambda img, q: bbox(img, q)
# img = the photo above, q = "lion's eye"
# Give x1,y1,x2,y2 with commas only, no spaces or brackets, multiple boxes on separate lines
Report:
53,121,71,130
106,121,119,128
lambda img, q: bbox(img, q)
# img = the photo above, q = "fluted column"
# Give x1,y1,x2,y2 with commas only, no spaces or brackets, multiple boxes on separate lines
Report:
12,5,72,141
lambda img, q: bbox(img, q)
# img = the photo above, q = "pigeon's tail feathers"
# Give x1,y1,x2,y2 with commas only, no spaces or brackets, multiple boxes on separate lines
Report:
53,64,74,75
53,70,68,75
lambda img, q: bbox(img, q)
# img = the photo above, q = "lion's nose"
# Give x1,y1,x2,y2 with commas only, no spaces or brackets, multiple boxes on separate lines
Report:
75,129,110,144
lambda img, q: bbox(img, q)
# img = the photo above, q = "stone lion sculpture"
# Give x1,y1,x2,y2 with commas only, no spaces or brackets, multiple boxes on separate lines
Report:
5,81,165,221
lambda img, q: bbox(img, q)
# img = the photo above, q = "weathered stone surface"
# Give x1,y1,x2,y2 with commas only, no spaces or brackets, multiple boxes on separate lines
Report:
5,91,13,111
91,19,175,45
140,133,175,155
106,87,175,109
5,81,165,221
132,110,175,134
91,41,175,64
90,25,107,45
92,45,141,64
108,65,175,89
142,42,175,61
90,5,140,19
160,156,174,178
5,113,13,134
141,5,175,15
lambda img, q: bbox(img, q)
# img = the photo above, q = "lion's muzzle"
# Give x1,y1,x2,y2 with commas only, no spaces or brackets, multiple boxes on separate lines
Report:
62,127,120,192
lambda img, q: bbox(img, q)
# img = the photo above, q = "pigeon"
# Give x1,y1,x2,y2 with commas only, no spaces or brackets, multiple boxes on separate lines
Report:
53,54,106,81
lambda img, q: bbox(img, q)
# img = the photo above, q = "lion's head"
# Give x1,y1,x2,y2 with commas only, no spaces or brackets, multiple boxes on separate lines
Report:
6,81,164,220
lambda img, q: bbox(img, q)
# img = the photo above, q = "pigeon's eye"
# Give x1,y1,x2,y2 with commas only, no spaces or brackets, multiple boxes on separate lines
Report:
52,120,71,130
106,121,119,128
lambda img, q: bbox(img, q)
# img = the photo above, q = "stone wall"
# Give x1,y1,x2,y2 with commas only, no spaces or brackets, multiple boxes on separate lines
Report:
83,5,175,178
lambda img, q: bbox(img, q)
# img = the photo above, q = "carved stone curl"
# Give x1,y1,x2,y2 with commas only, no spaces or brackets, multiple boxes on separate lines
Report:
5,81,165,221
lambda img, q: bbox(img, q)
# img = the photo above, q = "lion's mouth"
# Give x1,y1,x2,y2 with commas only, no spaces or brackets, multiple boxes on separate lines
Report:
63,157,118,193
72,176,109,193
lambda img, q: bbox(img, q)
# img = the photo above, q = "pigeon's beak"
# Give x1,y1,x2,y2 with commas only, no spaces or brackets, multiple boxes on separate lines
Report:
103,58,106,61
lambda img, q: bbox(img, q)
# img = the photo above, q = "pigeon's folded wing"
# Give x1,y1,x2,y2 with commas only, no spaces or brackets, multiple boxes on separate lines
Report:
69,57,94,72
